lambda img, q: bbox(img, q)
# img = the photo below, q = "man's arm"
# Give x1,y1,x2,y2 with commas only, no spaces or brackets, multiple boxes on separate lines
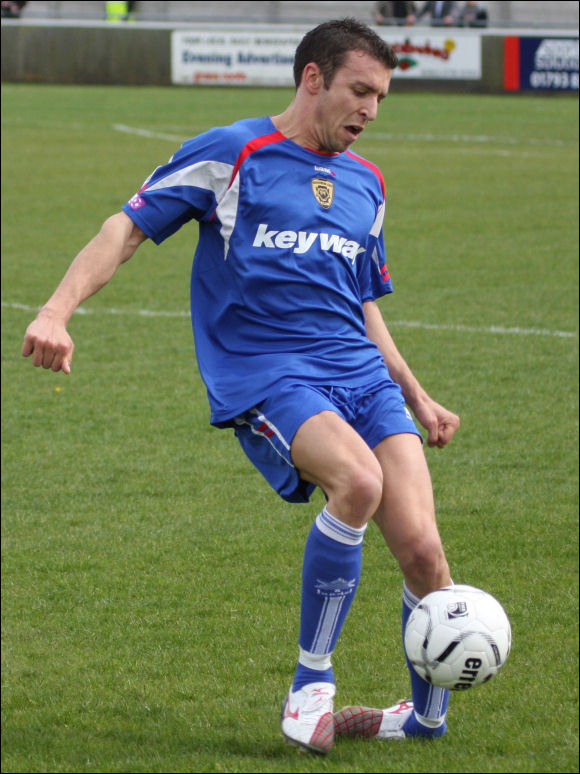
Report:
22,211,148,374
363,300,460,447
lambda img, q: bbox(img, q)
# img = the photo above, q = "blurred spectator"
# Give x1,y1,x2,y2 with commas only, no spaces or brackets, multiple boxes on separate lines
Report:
456,1,488,27
374,1,417,26
105,1,136,21
1,0,27,17
415,1,457,26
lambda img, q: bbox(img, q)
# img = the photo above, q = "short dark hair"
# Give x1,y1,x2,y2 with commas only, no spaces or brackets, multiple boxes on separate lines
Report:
293,18,399,89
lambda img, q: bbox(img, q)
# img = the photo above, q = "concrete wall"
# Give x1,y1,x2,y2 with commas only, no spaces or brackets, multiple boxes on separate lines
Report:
2,23,170,84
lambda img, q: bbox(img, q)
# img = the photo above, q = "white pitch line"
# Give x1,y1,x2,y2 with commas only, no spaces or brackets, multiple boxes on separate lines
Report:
362,132,575,148
4,302,576,339
113,123,185,143
3,301,190,318
388,319,577,339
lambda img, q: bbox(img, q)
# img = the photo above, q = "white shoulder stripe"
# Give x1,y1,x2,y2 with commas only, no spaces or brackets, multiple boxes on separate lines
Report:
216,173,241,260
146,159,234,200
370,201,385,238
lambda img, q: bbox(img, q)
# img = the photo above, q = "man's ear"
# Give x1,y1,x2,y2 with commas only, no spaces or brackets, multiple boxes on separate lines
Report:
301,62,324,94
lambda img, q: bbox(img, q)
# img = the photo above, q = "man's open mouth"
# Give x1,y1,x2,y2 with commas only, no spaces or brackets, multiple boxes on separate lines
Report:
345,125,363,139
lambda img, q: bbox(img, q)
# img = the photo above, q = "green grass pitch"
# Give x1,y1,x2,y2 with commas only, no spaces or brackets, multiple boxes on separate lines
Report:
1,82,578,773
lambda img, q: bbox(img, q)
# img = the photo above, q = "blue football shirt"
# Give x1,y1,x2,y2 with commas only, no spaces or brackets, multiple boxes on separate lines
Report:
122,116,394,425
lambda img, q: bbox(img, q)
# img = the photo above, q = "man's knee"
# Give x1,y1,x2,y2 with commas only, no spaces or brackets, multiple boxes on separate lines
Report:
399,535,450,593
346,461,384,515
329,458,383,527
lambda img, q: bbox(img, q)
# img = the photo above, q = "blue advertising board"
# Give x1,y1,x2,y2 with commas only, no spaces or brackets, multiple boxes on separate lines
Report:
519,37,578,91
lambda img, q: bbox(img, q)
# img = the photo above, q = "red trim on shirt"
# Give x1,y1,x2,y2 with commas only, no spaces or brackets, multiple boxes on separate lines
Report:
345,151,386,198
303,146,341,157
229,130,287,187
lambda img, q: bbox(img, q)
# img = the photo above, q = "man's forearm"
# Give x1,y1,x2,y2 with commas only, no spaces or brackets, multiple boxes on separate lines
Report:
363,300,428,410
40,211,146,322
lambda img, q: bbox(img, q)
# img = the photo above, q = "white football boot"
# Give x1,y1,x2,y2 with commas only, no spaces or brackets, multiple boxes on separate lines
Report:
334,699,414,739
281,682,336,754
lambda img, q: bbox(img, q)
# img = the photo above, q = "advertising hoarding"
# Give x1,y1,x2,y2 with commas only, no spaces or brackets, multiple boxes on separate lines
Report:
171,29,482,86
504,36,579,91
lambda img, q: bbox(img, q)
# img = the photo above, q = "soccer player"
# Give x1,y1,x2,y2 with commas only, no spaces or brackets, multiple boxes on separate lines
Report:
22,18,460,755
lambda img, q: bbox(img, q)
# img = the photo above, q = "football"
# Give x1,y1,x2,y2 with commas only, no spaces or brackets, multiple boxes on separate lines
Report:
404,584,511,690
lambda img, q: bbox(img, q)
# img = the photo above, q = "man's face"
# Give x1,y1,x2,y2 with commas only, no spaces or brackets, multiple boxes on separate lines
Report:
312,50,392,154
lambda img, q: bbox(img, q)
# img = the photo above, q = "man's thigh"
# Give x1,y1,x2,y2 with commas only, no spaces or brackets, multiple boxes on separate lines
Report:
291,409,381,494
233,383,350,503
372,433,439,552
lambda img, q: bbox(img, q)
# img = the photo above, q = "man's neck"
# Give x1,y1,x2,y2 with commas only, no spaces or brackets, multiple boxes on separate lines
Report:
271,101,318,150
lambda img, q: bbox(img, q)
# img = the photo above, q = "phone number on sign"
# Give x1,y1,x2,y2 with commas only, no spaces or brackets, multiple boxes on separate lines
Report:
529,70,579,89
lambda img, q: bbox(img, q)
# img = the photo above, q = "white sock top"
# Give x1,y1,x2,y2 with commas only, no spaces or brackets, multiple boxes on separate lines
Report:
315,507,367,546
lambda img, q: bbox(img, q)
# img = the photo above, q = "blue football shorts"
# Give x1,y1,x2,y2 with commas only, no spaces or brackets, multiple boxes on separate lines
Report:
232,380,422,503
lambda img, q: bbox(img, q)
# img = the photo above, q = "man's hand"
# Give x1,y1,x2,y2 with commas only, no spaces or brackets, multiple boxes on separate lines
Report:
413,397,460,448
22,310,74,374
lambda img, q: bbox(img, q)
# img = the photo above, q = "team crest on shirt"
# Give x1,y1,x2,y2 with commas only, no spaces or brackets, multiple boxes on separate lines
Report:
311,177,334,210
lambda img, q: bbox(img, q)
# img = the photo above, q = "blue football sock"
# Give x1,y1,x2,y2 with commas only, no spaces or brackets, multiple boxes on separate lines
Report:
402,582,449,734
292,661,335,689
292,507,366,691
403,711,447,738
